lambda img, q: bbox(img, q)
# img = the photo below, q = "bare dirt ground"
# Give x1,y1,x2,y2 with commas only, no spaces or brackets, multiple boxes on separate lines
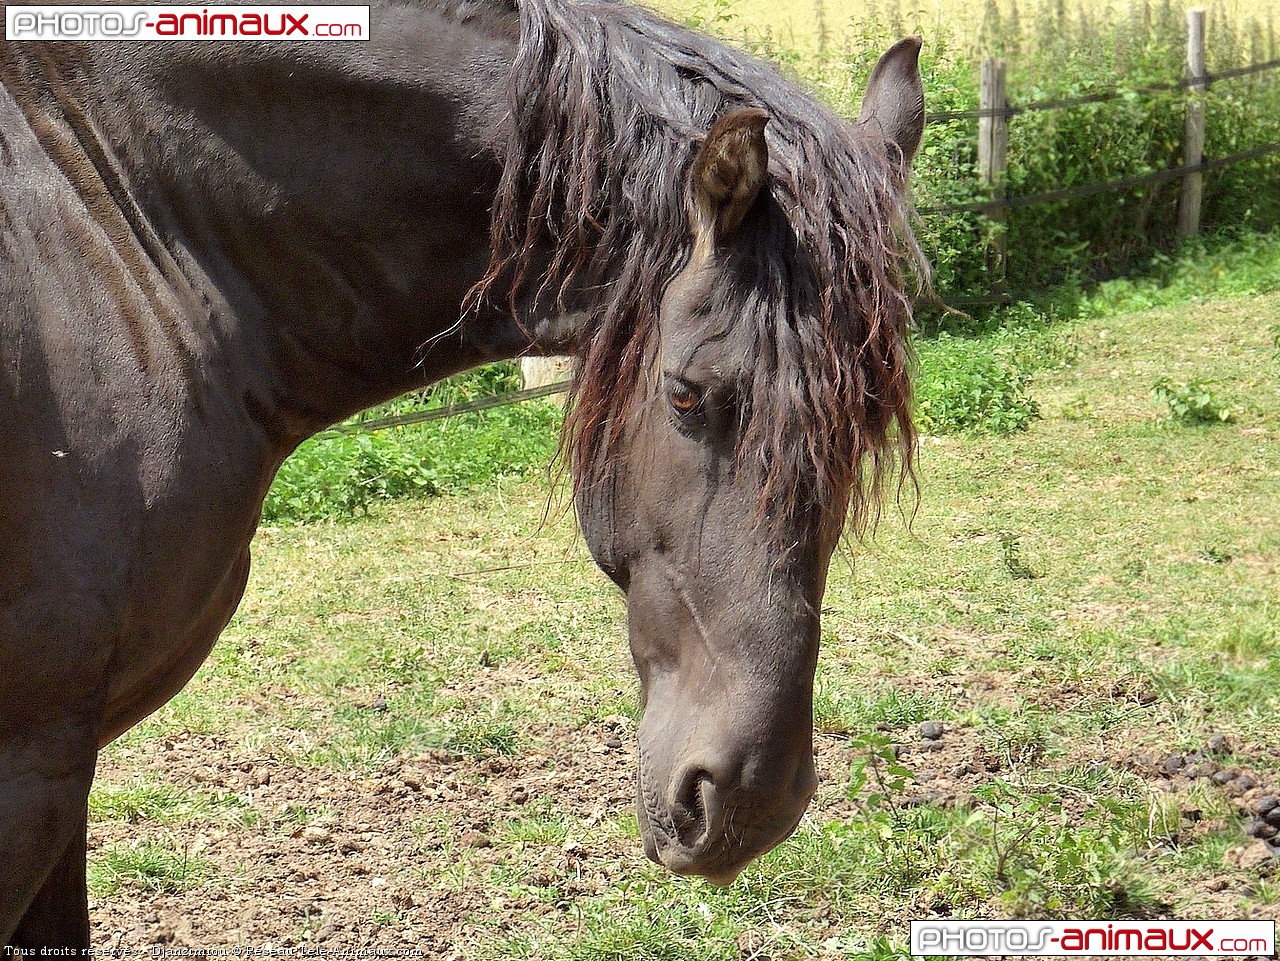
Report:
89,717,1280,956
91,719,638,956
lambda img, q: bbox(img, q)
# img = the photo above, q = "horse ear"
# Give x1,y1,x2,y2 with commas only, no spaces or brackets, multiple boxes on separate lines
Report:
688,108,770,245
858,36,925,174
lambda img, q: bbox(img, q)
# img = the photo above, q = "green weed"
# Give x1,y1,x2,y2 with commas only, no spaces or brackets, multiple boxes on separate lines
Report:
89,782,255,827
916,334,1040,434
88,841,212,897
264,364,560,524
1152,377,1239,424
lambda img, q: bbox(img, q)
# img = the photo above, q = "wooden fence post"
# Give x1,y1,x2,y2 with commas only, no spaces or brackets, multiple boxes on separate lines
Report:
1179,8,1207,239
978,57,1009,282
519,356,573,397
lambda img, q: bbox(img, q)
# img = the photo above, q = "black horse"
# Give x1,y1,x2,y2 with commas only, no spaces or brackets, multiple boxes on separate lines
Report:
0,0,925,948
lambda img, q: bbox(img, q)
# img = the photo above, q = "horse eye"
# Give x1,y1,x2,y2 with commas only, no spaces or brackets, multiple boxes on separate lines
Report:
669,381,703,415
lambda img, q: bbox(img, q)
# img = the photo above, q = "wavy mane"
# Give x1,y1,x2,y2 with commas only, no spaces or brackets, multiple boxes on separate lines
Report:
470,0,923,534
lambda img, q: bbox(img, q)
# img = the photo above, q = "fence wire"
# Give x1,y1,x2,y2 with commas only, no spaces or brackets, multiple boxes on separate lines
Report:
317,379,571,438
926,56,1280,124
918,138,1280,215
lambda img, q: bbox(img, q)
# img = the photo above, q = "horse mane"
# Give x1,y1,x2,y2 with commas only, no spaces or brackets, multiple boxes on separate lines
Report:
470,0,923,535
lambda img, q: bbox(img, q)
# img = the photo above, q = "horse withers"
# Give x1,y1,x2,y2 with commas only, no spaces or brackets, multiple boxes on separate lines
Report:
0,0,925,947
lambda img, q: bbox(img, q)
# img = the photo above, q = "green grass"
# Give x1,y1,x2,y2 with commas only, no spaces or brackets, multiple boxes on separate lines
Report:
94,252,1280,953
89,782,256,828
814,675,950,734
88,841,212,898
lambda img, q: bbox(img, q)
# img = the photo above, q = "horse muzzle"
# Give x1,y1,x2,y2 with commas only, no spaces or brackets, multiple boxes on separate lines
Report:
636,739,818,884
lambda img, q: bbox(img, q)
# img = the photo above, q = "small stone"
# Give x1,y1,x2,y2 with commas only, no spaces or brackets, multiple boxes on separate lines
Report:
1265,807,1280,829
1252,795,1280,816
337,838,365,854
301,826,331,846
1188,761,1220,780
372,696,388,713
1162,754,1186,775
919,721,945,741
1212,769,1236,786
605,737,623,749
1206,734,1231,756
1248,820,1278,841
460,830,492,849
919,740,944,753
1226,840,1278,871
1226,778,1252,798
1234,774,1258,793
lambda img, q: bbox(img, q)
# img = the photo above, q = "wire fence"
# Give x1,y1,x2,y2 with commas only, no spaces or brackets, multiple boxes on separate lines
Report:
921,56,1280,217
917,138,1280,216
330,54,1280,433
925,56,1280,124
316,379,572,438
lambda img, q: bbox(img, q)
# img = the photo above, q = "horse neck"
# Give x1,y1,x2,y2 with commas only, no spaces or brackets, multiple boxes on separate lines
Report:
20,20,528,437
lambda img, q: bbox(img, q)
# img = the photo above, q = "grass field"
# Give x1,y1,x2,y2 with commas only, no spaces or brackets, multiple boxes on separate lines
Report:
657,0,1280,55
87,251,1280,954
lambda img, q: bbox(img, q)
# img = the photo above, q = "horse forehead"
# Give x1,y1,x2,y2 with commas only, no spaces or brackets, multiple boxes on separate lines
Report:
657,266,753,370
658,304,756,382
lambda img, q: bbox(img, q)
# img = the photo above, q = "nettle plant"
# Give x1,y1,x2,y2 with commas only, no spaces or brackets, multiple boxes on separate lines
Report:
1152,377,1238,425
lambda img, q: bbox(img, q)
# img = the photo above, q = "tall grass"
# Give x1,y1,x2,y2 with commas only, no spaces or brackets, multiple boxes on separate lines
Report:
668,0,1280,57
673,0,1280,307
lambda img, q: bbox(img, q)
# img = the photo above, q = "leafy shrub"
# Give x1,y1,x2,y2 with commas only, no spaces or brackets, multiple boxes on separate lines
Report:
915,334,1040,434
1151,377,1238,424
264,364,560,524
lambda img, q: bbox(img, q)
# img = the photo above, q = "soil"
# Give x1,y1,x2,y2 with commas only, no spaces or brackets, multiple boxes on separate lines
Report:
90,720,638,956
89,719,1280,957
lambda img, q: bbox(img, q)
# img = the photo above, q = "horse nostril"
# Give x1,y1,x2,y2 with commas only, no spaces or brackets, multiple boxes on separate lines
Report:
671,766,715,848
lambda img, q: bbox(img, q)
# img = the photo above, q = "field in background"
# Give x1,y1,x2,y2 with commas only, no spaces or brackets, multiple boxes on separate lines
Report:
87,241,1280,955
658,0,1280,56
